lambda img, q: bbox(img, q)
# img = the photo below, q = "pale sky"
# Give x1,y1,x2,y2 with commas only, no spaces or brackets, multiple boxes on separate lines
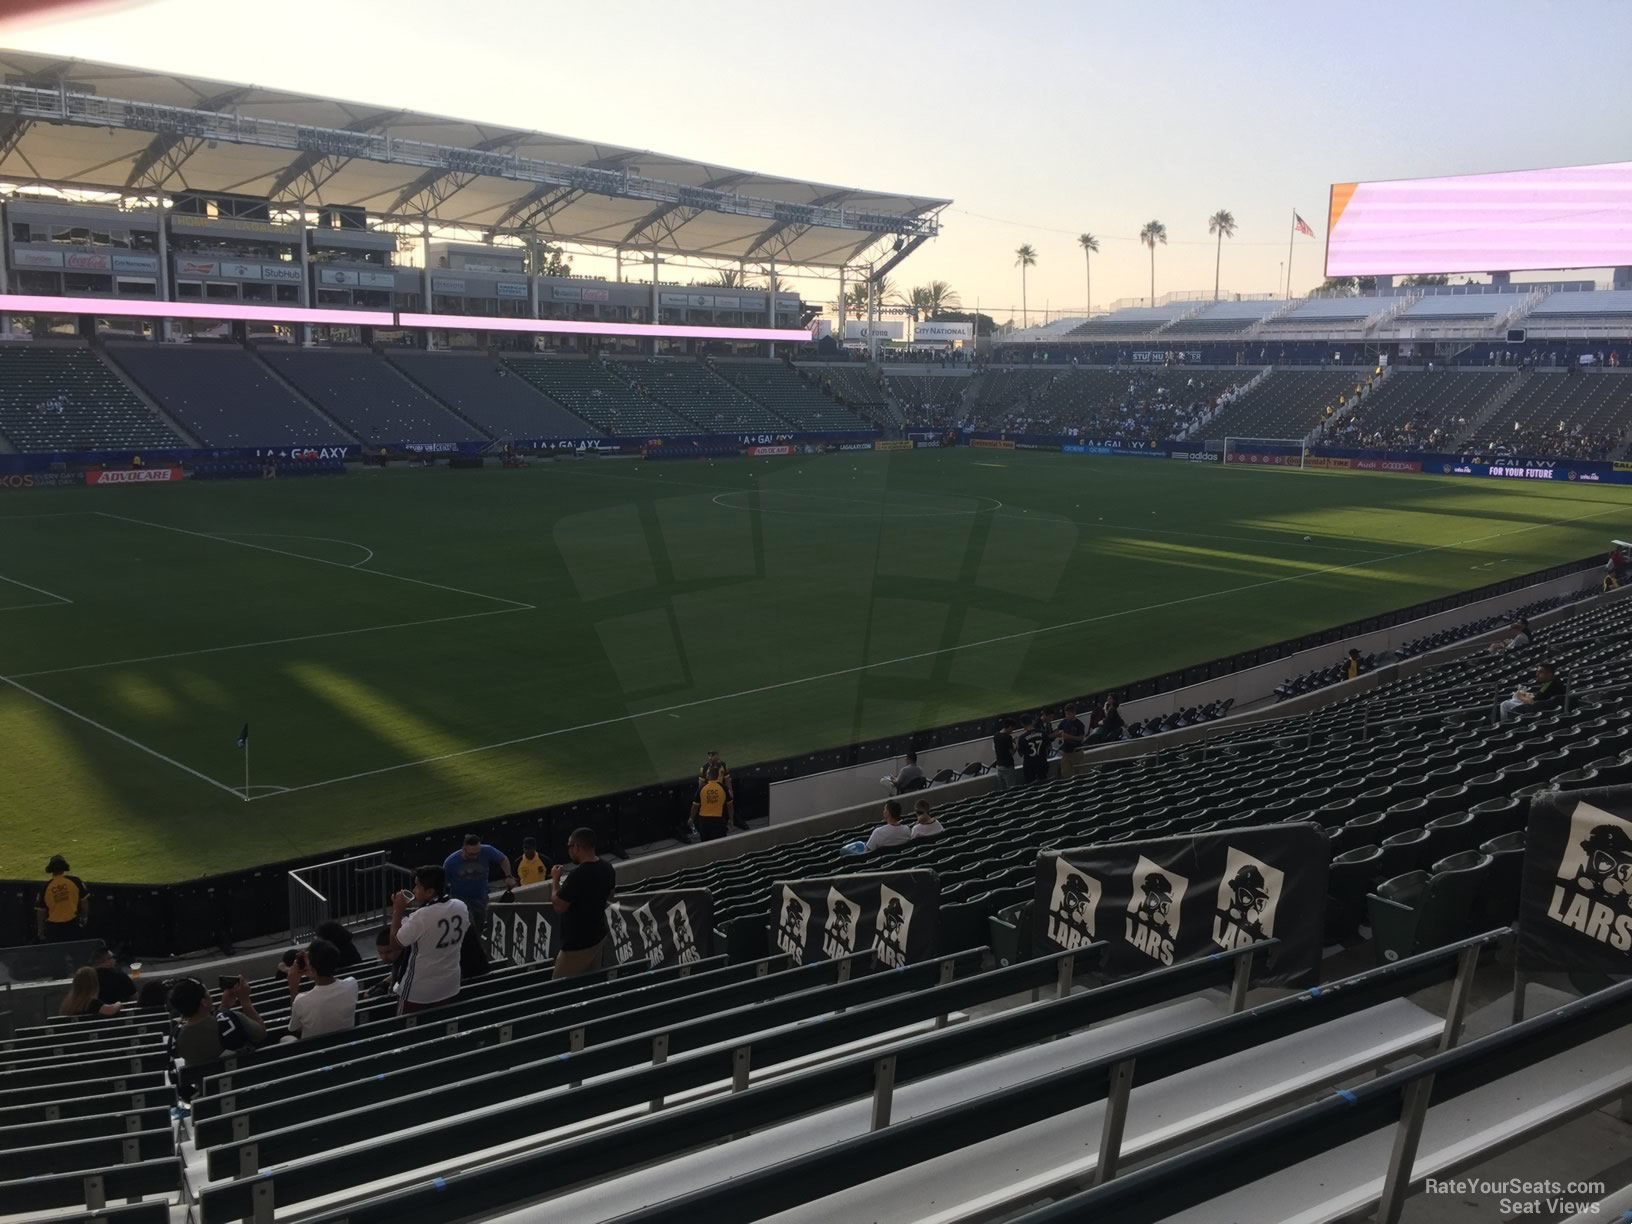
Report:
6,0,1632,319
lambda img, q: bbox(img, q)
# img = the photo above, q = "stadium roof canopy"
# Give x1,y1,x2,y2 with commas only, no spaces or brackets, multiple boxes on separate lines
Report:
0,49,948,273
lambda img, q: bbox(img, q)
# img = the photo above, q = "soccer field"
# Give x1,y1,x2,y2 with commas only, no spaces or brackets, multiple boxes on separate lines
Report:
5,450,1630,882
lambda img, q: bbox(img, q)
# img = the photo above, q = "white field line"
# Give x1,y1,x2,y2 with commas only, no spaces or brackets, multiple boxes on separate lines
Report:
0,600,70,613
0,572,73,605
214,532,376,568
250,503,1622,802
10,606,526,680
94,513,532,609
0,672,244,800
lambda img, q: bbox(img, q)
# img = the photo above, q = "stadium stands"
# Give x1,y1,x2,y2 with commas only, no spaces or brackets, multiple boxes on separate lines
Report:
709,360,870,432
386,351,602,440
1260,296,1395,332
1064,303,1194,337
1472,370,1632,459
0,345,183,452
107,343,353,448
800,362,896,427
503,356,699,436
1393,291,1530,321
1525,287,1632,327
1164,299,1288,334
258,348,484,445
1319,368,1517,450
1203,368,1363,440
885,373,970,426
617,358,788,433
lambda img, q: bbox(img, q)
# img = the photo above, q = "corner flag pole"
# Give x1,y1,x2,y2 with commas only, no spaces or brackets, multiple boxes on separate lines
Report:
237,722,251,802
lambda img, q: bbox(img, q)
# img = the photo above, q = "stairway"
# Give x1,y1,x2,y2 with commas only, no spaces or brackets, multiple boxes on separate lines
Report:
245,345,363,444
1452,370,1529,448
91,339,201,448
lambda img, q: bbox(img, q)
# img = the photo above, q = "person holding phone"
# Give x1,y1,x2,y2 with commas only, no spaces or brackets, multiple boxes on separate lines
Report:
283,938,358,1040
166,976,267,1096
390,865,469,1015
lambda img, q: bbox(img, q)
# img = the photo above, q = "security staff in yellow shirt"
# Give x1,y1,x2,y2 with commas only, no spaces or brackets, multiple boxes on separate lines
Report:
38,855,88,942
691,766,734,842
515,837,550,887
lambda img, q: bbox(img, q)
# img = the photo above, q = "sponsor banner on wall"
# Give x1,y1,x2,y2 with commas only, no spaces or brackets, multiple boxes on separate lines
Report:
220,260,262,280
838,441,875,451
487,889,715,968
261,264,304,284
913,320,974,342
843,320,906,341
111,254,159,274
771,870,939,968
1227,451,1304,467
737,432,795,446
357,271,394,289
319,268,359,287
495,282,529,299
1131,350,1202,364
1168,450,1219,463
1353,458,1423,473
582,288,611,303
1033,823,1328,984
431,277,467,295
0,472,81,490
1306,456,1353,470
971,438,1017,450
1064,444,1169,458
13,249,65,268
254,446,354,461
552,286,582,301
64,251,112,272
175,259,219,276
748,444,795,457
1518,789,1632,976
874,439,913,452
85,466,183,486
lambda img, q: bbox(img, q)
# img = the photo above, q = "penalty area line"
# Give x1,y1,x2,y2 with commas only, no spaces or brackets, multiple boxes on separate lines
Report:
0,672,244,801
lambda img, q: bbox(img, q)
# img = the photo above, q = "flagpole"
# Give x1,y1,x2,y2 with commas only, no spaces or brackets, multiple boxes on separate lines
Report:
1286,208,1296,299
243,737,250,802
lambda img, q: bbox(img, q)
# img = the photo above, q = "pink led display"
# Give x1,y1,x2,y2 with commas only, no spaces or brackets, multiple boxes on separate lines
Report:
0,294,395,327
1326,161,1632,277
395,313,812,341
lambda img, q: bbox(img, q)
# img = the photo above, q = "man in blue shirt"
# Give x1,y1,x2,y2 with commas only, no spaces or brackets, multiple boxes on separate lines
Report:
443,834,515,941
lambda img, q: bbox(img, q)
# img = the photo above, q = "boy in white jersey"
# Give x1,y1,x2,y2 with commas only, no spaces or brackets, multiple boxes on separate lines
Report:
390,864,470,1015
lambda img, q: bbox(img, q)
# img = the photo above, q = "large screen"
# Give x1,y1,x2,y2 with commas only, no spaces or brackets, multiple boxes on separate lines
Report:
1325,161,1632,277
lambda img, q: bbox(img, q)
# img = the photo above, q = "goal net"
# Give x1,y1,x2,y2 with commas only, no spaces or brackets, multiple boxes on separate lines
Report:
1222,437,1309,469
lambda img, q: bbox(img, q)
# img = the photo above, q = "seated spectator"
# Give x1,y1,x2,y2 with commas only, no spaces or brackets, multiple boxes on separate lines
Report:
863,800,913,853
363,925,405,1001
136,978,172,1011
1500,662,1566,721
168,977,267,1096
1343,648,1364,681
1085,696,1125,744
882,751,926,794
58,965,121,1019
91,942,136,1006
1489,617,1533,653
283,937,359,1041
314,920,363,969
910,800,945,840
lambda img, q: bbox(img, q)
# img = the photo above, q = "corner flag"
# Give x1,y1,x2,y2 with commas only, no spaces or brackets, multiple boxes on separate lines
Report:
236,723,250,749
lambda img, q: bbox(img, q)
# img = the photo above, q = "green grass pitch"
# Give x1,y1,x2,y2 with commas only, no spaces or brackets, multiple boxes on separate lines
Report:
4,449,1630,882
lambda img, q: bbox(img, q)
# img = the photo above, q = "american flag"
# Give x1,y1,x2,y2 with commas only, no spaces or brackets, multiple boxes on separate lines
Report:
1294,213,1315,238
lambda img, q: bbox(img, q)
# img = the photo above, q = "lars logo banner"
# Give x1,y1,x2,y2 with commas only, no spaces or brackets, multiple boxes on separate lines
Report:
1546,802,1632,954
1046,859,1100,951
606,905,635,964
1125,855,1188,965
630,903,663,966
822,886,864,960
775,886,811,965
1212,847,1284,951
667,903,700,963
873,884,915,969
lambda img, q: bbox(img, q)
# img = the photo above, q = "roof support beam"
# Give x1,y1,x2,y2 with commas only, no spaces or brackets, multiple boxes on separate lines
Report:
265,109,406,202
388,136,515,216
492,184,581,229
740,190,853,262
124,88,249,190
619,173,757,247
868,232,932,283
0,116,30,165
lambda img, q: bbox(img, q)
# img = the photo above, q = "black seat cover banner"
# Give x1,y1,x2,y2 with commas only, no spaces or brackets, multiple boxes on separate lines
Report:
1033,823,1329,985
488,889,714,969
769,870,940,969
1520,787,1632,976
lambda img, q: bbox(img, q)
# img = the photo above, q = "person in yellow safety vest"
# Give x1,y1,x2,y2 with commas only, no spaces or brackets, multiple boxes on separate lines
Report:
691,765,734,842
515,837,550,887
38,855,88,942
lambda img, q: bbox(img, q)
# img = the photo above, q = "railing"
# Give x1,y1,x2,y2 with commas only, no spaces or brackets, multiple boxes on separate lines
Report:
286,851,413,944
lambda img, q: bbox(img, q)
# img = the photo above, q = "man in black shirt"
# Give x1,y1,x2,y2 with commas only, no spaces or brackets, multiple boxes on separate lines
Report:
992,719,1020,791
1020,715,1050,785
91,943,136,1006
1056,706,1087,776
550,827,616,978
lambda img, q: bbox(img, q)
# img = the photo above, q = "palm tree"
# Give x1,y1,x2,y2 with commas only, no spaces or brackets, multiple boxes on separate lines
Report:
906,279,960,319
1139,221,1167,306
1207,209,1237,301
844,275,898,317
1077,233,1099,317
1014,244,1038,326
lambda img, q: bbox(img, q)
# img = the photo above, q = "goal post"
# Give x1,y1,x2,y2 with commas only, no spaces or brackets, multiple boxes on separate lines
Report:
1221,437,1309,470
